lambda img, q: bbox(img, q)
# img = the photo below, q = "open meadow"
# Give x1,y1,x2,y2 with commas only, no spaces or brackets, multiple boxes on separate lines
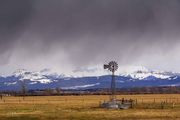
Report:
0,94,179,120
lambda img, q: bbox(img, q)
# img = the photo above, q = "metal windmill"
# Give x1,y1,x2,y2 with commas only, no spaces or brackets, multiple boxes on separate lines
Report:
104,61,118,101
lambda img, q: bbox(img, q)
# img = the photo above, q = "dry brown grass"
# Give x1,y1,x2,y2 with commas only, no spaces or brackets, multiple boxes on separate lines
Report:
0,94,179,120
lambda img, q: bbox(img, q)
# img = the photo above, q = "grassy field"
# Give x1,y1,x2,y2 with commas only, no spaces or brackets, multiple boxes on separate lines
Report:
0,94,179,120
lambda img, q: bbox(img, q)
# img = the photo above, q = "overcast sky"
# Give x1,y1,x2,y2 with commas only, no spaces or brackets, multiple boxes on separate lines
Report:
1,0,180,75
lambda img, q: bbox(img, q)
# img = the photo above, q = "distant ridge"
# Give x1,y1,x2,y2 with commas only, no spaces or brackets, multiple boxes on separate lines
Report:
0,66,179,90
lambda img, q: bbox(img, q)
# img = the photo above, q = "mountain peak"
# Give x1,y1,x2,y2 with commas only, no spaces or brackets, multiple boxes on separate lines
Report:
120,66,171,80
13,69,29,77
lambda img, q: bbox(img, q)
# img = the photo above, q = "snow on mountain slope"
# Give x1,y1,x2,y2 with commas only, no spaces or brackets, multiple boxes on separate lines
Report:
72,66,175,80
121,70,171,80
13,69,52,84
40,69,66,78
61,83,100,89
12,66,179,81
119,66,180,80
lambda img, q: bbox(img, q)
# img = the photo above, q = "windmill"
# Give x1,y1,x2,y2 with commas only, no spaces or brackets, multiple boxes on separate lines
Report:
104,61,118,101
101,61,134,109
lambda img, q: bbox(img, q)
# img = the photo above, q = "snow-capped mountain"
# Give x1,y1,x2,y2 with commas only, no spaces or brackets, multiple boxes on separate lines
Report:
72,66,177,80
121,69,171,80
13,69,52,84
0,66,179,90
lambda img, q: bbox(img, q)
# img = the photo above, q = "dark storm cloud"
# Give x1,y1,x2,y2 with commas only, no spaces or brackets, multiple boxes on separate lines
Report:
1,0,180,73
0,0,34,64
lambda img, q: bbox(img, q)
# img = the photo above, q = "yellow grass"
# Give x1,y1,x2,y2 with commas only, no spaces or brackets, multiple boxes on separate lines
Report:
0,94,179,120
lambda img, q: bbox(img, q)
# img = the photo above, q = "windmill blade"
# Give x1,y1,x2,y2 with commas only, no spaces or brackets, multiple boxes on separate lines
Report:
108,61,118,72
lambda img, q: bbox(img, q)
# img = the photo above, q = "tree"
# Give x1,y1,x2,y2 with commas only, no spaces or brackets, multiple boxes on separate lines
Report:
56,87,61,95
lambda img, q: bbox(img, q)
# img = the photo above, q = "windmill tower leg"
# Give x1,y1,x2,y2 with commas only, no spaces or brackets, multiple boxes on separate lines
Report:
110,71,116,101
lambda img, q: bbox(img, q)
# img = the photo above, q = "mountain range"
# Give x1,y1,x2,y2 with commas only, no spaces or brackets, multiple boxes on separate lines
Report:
0,66,180,91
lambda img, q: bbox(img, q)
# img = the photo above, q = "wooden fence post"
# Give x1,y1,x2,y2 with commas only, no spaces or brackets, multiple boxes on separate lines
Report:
172,102,175,109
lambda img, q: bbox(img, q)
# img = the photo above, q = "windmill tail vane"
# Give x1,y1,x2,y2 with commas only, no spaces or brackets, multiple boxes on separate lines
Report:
104,64,110,70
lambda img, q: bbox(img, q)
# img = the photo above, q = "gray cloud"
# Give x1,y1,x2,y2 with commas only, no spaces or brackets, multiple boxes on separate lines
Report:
1,0,180,74
0,0,34,64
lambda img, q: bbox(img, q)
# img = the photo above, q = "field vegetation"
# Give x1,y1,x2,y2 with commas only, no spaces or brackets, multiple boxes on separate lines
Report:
0,94,179,120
